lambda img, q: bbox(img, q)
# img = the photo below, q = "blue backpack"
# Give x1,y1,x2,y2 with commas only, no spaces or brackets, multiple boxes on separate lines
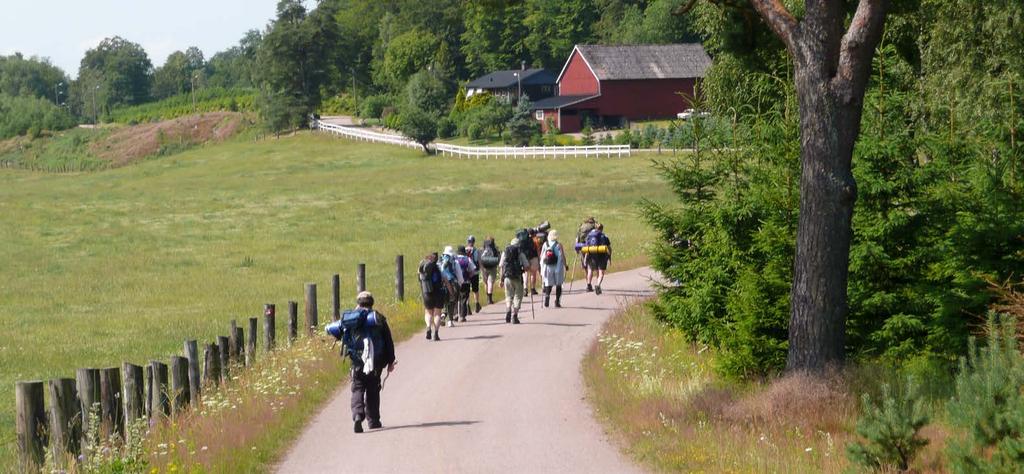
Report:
328,309,384,364
440,255,458,282
586,230,604,247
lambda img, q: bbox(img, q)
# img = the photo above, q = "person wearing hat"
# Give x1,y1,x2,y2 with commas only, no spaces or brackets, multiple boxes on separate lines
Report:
499,236,531,324
540,229,569,308
347,291,396,433
439,246,464,327
465,236,483,313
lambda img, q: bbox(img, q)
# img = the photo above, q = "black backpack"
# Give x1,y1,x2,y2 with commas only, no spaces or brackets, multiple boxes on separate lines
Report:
419,260,441,294
503,245,523,279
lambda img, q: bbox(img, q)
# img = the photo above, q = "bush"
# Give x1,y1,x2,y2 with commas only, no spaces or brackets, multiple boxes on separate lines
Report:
436,117,456,139
319,93,358,115
359,94,391,119
467,123,485,140
945,315,1024,472
397,107,437,152
382,112,402,131
0,93,77,139
846,378,930,471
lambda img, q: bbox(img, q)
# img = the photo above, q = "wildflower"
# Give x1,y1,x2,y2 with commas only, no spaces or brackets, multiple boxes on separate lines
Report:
805,447,813,453
201,446,208,451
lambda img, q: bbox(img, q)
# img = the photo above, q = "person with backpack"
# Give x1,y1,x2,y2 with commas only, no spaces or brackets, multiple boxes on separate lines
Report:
577,217,597,249
455,245,477,322
499,237,531,324
522,229,541,296
479,236,501,304
540,229,569,308
583,223,612,294
418,252,445,341
325,291,396,433
465,236,483,312
439,246,464,327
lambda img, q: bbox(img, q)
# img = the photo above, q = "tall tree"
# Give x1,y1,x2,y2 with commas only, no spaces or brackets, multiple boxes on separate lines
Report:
207,30,262,89
523,0,599,69
749,0,888,372
78,36,154,108
0,54,69,103
151,47,205,100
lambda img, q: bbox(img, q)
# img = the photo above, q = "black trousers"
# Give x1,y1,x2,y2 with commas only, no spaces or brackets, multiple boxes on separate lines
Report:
351,368,382,422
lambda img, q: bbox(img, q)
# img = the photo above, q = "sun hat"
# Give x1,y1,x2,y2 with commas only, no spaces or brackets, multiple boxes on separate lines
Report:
444,245,455,256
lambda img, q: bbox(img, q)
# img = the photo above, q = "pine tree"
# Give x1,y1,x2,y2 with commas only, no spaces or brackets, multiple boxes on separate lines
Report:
846,378,930,471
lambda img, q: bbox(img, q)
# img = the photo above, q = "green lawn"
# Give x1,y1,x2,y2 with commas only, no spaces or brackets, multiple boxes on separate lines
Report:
0,132,671,464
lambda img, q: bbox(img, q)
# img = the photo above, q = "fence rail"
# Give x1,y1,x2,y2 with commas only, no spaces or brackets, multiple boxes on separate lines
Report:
312,119,631,159
15,258,408,470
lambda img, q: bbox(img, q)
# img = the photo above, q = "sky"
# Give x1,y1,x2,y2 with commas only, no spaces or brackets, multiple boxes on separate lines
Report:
0,0,284,79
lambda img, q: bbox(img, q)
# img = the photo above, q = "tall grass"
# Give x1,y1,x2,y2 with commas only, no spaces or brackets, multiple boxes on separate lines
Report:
0,132,672,466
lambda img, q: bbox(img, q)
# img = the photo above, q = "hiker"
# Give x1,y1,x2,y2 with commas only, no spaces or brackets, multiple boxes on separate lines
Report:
455,245,478,322
523,229,541,296
439,246,464,327
465,236,483,312
479,236,501,304
326,291,396,433
419,252,445,341
583,223,612,294
499,236,530,324
577,217,597,249
540,229,569,308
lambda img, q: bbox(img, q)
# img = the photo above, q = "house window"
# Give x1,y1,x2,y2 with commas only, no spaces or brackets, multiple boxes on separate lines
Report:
535,110,544,120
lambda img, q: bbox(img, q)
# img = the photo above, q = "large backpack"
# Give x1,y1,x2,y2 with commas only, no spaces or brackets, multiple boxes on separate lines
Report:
333,308,383,365
440,254,458,282
577,222,596,244
419,260,441,294
456,254,474,278
586,230,604,247
515,229,534,257
543,243,559,265
503,245,523,279
480,245,500,269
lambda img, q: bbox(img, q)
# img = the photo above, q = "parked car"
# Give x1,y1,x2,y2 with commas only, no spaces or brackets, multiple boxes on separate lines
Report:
677,108,710,120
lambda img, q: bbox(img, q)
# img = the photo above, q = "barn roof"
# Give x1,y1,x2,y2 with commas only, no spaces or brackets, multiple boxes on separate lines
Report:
529,95,598,110
466,68,556,89
570,44,711,81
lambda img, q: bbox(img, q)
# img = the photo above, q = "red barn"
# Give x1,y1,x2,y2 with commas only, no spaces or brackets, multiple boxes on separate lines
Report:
531,44,712,133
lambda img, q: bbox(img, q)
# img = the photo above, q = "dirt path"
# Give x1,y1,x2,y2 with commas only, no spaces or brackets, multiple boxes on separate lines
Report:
276,267,657,474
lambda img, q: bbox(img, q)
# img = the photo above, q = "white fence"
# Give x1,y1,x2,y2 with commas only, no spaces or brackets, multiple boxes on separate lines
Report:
434,143,630,159
314,120,422,150
313,119,631,158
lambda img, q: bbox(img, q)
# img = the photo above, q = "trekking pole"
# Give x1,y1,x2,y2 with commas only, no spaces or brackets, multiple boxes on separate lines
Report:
568,251,579,295
529,288,535,320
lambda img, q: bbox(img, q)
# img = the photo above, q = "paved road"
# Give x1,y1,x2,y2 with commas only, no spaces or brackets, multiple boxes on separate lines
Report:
277,267,657,474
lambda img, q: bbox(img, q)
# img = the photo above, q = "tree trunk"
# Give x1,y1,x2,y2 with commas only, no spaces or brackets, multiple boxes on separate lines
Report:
750,0,887,372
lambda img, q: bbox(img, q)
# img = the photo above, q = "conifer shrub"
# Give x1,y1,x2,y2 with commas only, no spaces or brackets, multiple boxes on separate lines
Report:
944,315,1024,473
846,378,930,471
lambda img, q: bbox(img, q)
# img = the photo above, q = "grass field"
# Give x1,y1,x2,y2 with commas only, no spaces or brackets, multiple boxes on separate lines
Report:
0,131,671,465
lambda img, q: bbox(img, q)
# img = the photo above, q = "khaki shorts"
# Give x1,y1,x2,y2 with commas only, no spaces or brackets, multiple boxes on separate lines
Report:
528,257,540,272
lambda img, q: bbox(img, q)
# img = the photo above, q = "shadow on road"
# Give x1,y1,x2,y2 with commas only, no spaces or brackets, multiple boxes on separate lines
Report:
370,420,481,433
445,334,503,341
524,321,591,327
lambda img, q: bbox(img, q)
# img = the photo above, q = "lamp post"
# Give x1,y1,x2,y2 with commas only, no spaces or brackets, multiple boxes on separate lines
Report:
54,81,63,105
191,72,199,113
92,84,100,125
513,72,521,104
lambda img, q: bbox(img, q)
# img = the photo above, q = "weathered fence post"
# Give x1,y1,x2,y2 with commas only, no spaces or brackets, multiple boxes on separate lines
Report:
15,381,46,468
305,283,318,334
247,317,258,365
169,356,189,414
265,304,277,351
396,255,405,301
288,301,298,343
204,343,221,387
356,263,366,293
144,365,153,417
75,368,100,432
47,378,81,460
218,336,231,380
99,367,123,437
229,319,239,362
149,361,170,419
184,340,201,403
122,363,144,431
332,274,341,321
234,326,244,365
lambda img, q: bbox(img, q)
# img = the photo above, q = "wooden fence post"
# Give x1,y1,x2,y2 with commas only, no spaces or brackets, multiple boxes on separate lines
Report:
149,361,170,419
356,263,366,293
396,255,405,301
288,301,298,343
184,340,201,403
305,283,318,334
15,381,46,468
47,378,81,460
204,344,221,388
264,304,276,351
122,363,144,429
144,365,153,417
218,336,231,380
247,317,258,365
229,320,238,362
332,274,341,321
99,367,124,438
75,368,100,433
169,356,189,414
234,326,244,365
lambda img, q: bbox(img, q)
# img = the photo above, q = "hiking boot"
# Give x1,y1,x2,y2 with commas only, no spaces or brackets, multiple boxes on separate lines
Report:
506,310,512,323
531,288,538,296
368,419,382,429
476,302,482,312
354,420,363,433
512,314,521,324
595,286,602,295
433,329,440,341
586,284,594,292
544,296,550,307
460,316,467,322
426,329,432,340
555,298,562,308
487,294,494,304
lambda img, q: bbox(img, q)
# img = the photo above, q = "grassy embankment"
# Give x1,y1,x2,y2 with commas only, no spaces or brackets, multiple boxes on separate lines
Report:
584,304,953,473
0,132,670,469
